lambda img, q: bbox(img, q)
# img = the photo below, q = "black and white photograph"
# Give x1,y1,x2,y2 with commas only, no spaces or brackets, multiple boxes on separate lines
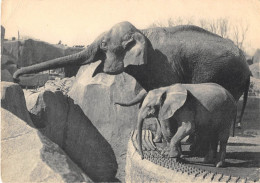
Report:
1,0,260,182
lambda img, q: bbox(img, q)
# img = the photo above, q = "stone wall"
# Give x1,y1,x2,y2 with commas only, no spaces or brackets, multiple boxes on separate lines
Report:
3,39,83,67
2,38,83,78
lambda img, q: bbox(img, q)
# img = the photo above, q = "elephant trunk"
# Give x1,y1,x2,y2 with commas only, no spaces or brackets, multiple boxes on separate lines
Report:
115,89,147,106
137,113,145,159
13,42,99,80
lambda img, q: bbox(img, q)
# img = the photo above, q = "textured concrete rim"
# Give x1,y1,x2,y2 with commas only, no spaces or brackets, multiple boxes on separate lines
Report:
126,130,256,183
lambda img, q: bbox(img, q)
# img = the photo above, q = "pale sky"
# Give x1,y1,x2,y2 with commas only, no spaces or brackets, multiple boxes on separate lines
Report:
1,0,260,55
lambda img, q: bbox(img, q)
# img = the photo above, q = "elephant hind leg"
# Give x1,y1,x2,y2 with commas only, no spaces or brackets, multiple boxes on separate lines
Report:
216,140,227,167
216,129,230,167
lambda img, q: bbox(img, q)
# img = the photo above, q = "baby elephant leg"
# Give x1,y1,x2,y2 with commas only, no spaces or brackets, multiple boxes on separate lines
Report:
215,141,227,167
169,121,195,158
216,128,230,167
153,119,163,143
204,136,218,164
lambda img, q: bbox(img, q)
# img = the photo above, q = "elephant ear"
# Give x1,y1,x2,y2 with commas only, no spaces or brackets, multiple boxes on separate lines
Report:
123,32,147,68
158,85,188,121
142,88,165,108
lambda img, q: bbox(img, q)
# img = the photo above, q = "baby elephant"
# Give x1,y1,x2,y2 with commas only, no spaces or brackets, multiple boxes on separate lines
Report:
136,83,237,167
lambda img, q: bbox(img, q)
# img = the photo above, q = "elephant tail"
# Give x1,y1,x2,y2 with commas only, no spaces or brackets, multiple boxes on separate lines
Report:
232,107,238,137
114,89,147,107
237,76,250,128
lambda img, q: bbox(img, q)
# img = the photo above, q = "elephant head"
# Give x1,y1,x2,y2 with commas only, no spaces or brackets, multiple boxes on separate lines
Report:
137,84,187,159
13,21,148,80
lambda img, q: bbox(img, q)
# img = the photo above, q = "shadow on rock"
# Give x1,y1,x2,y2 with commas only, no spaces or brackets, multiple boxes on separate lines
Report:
28,90,118,182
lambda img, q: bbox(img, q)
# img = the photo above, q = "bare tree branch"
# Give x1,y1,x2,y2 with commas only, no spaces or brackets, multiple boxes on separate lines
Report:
232,21,249,49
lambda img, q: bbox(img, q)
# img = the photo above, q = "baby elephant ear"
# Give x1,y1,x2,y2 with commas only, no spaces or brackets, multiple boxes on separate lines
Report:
158,85,188,120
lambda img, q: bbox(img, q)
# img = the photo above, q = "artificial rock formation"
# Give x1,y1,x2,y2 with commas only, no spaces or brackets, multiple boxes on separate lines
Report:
1,26,17,81
68,61,143,180
1,82,92,182
2,39,83,77
2,39,82,67
1,69,13,82
25,88,118,182
1,82,32,123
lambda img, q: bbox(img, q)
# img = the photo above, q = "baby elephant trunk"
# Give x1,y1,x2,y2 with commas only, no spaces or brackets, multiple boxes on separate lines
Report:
137,113,145,159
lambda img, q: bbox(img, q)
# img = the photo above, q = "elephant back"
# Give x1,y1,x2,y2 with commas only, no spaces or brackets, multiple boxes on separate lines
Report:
182,83,234,113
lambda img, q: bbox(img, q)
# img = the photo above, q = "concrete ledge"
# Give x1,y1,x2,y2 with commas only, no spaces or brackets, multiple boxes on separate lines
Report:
125,130,249,183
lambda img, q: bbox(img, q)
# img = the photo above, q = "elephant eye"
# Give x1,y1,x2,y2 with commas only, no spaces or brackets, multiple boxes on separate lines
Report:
124,34,133,40
100,41,107,50
122,37,135,50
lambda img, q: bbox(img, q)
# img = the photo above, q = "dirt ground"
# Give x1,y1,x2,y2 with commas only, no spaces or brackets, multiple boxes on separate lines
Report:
179,134,260,181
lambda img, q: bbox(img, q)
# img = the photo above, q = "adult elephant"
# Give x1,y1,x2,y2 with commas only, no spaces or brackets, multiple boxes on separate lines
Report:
13,21,251,125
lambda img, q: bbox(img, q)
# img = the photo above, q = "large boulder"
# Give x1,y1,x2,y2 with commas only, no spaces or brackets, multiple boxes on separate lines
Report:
4,63,18,75
1,54,18,82
1,53,18,75
68,61,143,180
1,82,92,182
1,82,32,123
25,89,118,182
1,69,13,82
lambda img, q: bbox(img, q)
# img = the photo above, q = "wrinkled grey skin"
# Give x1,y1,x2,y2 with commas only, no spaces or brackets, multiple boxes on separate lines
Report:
137,83,237,167
13,21,250,125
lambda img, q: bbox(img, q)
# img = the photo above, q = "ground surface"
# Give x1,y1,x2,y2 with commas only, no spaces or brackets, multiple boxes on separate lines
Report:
154,132,260,181
181,136,260,181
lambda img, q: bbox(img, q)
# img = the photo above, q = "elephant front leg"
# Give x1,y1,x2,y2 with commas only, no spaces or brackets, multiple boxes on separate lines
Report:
153,118,163,143
169,121,195,158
